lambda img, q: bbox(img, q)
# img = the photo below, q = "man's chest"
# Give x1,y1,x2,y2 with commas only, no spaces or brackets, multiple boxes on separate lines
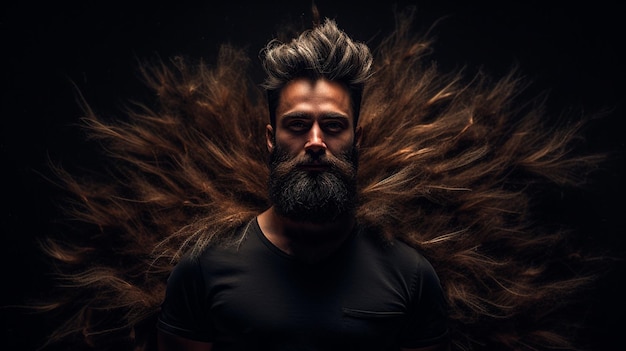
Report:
204,247,413,346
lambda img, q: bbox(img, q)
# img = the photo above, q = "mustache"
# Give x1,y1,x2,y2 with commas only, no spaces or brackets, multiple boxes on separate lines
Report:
270,148,357,178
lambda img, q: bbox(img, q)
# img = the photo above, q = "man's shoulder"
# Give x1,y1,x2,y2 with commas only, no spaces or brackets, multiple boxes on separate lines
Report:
357,225,430,264
178,218,261,262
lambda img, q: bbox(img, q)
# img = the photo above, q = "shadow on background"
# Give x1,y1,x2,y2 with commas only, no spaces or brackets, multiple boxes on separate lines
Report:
2,1,623,350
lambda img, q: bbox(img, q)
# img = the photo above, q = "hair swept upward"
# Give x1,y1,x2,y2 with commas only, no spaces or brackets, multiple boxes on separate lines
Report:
259,18,373,127
25,6,615,351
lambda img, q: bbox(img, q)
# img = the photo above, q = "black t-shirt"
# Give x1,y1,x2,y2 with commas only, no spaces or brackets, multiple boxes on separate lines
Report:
158,218,449,350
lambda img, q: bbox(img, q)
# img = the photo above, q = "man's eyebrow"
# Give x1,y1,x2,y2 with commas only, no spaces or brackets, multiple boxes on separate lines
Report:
320,113,350,120
281,112,311,119
280,112,351,121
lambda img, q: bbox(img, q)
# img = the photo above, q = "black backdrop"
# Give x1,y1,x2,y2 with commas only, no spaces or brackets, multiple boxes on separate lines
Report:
2,1,624,350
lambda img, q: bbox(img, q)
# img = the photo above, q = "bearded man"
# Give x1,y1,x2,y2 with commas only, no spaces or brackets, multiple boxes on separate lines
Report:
28,4,611,351
155,18,451,351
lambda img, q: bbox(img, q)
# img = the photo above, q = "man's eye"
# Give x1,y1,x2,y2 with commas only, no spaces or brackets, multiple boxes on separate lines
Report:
288,121,308,131
324,122,345,132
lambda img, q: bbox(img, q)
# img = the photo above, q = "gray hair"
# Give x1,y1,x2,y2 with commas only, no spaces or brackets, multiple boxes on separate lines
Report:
259,18,373,127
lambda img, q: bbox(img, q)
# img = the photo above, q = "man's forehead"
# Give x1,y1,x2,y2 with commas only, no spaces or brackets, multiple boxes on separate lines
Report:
276,78,353,119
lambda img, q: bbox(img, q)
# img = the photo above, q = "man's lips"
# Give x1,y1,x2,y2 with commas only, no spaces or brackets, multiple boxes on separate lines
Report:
297,163,330,171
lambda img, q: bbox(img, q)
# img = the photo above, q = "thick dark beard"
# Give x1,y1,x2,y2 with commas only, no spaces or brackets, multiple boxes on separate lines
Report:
268,144,359,224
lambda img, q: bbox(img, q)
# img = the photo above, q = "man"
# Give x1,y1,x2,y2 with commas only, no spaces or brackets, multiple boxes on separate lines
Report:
156,18,450,351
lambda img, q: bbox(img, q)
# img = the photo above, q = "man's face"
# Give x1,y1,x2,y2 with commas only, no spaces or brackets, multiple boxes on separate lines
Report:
266,78,361,223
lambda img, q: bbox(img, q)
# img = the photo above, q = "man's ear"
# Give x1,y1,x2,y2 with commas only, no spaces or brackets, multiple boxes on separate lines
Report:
355,126,362,148
266,124,275,152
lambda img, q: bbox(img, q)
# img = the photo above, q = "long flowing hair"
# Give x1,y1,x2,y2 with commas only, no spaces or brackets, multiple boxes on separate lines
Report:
29,6,613,351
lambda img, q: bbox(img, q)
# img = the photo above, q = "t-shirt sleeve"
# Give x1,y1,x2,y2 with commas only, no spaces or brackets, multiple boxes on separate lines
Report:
399,257,450,348
157,254,213,342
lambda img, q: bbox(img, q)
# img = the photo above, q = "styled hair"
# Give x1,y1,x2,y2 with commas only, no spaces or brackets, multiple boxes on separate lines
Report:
259,18,373,128
29,7,614,351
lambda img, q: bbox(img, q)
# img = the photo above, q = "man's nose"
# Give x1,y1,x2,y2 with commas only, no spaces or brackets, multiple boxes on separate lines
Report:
304,124,326,156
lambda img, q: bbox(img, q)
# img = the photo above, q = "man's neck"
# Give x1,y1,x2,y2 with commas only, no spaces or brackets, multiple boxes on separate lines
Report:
257,207,355,263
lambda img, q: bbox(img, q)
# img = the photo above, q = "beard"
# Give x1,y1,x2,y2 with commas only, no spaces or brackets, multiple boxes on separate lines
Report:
268,143,359,224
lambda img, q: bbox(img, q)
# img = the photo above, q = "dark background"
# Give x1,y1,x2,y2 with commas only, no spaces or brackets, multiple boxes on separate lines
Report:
2,1,624,350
